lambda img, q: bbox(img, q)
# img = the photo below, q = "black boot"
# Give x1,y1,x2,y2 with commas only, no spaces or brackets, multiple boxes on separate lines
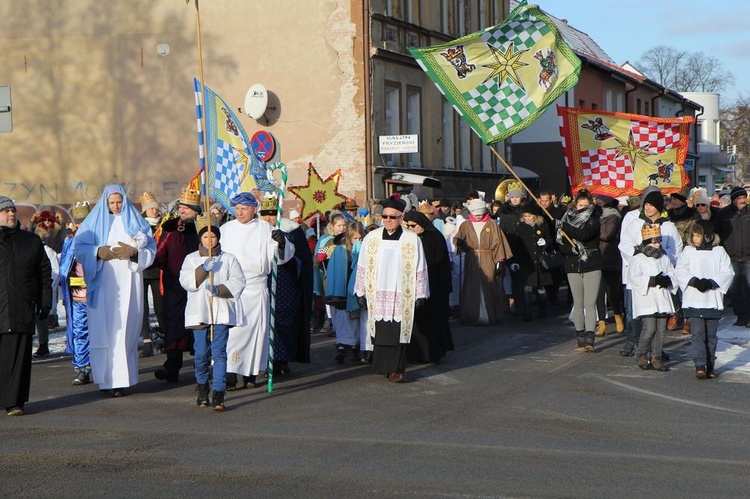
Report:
576,331,586,350
212,391,226,411
361,351,373,365
154,350,181,382
225,373,238,391
34,343,49,358
72,366,91,386
195,383,210,407
584,331,595,353
139,341,154,358
335,344,347,364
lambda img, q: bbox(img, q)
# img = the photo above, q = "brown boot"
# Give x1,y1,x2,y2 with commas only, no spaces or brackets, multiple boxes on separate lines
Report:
681,320,691,335
650,354,669,372
666,314,679,331
614,314,625,333
595,320,607,337
637,352,650,370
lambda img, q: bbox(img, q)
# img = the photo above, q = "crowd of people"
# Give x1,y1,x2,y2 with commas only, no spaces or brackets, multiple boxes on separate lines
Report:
1,180,748,416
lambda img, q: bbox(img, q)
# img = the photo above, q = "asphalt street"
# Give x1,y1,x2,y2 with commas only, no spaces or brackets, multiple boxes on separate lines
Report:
3,302,750,498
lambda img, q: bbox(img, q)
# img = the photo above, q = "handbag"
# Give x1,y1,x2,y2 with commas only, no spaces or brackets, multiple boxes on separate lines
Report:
541,250,564,271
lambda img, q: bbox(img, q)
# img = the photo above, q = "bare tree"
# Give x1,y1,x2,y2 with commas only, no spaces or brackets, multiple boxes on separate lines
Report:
637,45,734,93
721,94,750,183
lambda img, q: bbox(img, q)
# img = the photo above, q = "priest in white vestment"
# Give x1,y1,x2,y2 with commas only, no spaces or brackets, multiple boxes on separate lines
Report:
354,196,428,383
75,185,156,396
220,192,294,388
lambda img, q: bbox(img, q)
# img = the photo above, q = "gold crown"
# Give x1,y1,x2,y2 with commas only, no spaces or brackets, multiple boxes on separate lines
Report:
194,212,217,234
260,193,279,212
641,223,662,240
440,45,465,62
507,181,524,195
140,191,158,208
71,201,91,221
179,187,201,207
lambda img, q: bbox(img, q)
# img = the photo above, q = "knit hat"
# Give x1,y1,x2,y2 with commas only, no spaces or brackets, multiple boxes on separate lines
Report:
466,198,487,216
522,203,542,216
0,195,14,212
670,193,687,204
372,204,383,215
730,186,748,202
595,194,616,207
692,191,710,206
642,190,664,212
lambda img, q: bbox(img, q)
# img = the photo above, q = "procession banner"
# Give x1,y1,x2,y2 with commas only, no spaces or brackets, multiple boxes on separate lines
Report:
193,78,277,214
408,2,581,144
557,106,695,196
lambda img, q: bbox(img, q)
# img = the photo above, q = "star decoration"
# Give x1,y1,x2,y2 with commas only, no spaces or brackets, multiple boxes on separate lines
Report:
613,130,655,170
288,163,348,219
482,43,529,90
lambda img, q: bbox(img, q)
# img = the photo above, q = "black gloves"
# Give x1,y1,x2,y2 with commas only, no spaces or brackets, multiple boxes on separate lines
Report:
691,278,716,292
271,229,286,251
649,274,672,289
415,298,426,310
494,261,505,278
357,295,367,310
37,306,51,321
455,237,467,252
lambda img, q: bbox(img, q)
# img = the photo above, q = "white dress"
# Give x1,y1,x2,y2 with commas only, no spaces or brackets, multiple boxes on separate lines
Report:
220,219,294,377
86,216,155,389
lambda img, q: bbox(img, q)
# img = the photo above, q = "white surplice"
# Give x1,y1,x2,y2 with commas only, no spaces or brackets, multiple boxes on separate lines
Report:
86,216,155,389
220,219,294,377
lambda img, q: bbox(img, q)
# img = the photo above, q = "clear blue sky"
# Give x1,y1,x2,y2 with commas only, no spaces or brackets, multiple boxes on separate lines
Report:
537,0,749,106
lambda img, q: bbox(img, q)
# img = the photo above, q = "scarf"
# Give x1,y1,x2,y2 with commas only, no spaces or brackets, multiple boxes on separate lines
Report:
557,204,595,261
469,212,490,223
634,244,665,259
198,243,222,256
601,207,621,219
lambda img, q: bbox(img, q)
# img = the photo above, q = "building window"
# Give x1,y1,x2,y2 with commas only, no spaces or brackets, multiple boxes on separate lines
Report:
386,0,394,17
615,92,624,112
385,84,401,167
579,99,586,109
442,101,455,169
644,101,650,116
459,118,471,170
406,87,422,167
605,89,612,110
696,120,704,142
636,98,642,115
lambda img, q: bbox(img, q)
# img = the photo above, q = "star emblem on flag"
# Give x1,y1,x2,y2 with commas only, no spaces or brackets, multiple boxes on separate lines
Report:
613,129,655,169
481,43,529,90
288,163,348,219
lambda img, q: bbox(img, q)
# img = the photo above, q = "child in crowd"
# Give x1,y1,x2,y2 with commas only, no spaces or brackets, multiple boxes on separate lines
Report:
675,220,734,379
628,224,676,371
179,214,245,411
61,202,92,385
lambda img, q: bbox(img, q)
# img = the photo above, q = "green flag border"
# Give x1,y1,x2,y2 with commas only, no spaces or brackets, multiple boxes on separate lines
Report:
409,3,581,144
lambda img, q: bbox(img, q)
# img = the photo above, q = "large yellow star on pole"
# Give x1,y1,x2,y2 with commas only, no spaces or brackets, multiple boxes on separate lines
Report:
482,43,529,90
613,130,655,170
288,163,348,219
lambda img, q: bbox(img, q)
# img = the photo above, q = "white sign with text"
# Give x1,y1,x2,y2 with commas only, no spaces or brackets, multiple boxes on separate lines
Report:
378,134,419,154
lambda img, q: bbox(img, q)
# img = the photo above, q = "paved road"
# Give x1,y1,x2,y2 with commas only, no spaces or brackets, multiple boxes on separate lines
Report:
3,303,750,498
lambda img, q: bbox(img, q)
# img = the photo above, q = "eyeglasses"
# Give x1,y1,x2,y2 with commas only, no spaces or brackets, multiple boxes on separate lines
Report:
406,223,417,228
696,203,707,207
381,215,401,220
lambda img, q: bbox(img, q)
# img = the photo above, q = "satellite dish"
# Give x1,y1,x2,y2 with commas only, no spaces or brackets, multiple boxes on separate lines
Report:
244,84,268,120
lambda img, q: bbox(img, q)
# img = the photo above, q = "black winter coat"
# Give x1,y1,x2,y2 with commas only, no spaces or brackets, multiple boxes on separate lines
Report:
598,208,622,272
0,223,53,334
558,206,603,274
714,204,750,261
498,201,526,265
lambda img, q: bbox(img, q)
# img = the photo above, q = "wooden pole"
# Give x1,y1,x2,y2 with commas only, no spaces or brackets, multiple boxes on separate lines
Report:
488,146,575,247
193,0,215,336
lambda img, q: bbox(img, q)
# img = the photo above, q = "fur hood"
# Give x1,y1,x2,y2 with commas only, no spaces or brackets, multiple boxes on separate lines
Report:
278,218,299,233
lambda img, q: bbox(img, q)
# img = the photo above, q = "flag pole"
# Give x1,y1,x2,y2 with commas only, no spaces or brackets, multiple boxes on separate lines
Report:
192,0,215,336
488,146,575,247
268,163,288,393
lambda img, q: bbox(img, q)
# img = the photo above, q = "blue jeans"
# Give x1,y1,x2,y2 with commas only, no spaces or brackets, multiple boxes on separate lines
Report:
730,261,750,322
193,325,229,392
689,317,719,368
624,288,642,344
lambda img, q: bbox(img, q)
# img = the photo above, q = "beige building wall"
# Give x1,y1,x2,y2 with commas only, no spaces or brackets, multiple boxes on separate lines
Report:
0,0,366,211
